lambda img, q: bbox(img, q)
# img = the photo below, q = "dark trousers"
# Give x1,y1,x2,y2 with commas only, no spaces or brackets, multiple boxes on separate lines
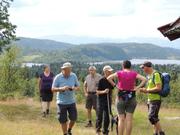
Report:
147,100,161,125
96,101,110,134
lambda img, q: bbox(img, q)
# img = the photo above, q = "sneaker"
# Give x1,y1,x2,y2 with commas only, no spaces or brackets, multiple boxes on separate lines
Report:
42,112,46,118
159,131,165,135
68,129,72,135
85,122,93,127
103,131,109,135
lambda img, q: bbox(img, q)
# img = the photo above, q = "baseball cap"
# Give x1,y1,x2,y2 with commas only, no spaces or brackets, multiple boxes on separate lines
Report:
140,61,152,68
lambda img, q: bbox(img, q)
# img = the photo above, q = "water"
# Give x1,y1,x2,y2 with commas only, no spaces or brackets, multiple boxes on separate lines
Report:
22,63,44,67
92,59,180,65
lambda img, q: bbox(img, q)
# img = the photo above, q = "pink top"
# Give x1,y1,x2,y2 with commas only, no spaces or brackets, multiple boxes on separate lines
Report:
117,70,138,91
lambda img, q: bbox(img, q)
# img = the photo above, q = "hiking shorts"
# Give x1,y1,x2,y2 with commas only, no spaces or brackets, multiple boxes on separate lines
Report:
148,100,161,125
86,93,97,110
57,103,77,124
40,92,53,102
116,97,137,115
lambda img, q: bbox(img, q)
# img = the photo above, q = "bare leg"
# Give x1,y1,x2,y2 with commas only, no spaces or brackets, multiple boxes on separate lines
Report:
68,120,76,130
118,114,126,135
87,109,92,121
47,102,50,110
61,122,68,134
153,121,162,134
126,113,133,135
42,102,47,112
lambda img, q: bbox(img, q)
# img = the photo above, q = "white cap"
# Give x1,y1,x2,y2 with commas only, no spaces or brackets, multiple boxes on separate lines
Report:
61,62,72,69
103,65,113,72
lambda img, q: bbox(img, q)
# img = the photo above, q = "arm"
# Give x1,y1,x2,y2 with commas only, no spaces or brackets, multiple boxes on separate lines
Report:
147,84,162,93
140,73,162,93
83,81,88,96
72,86,80,91
135,74,147,90
96,79,110,95
51,76,70,93
107,73,118,87
52,86,70,93
96,89,109,95
140,84,162,94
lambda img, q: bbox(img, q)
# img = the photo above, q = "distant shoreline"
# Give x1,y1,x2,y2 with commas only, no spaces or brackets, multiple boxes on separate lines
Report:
89,59,180,65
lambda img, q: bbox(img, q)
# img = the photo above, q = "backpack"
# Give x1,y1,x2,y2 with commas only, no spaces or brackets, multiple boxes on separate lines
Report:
152,72,171,97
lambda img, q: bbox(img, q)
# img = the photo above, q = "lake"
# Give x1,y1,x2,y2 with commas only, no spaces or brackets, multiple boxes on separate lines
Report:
93,59,180,65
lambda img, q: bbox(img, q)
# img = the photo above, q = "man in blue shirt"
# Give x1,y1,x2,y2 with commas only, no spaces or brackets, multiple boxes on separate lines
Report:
52,62,80,135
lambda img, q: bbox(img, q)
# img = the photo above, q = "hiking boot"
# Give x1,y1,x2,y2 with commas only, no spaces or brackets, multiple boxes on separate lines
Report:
85,122,93,127
46,109,49,115
159,131,165,135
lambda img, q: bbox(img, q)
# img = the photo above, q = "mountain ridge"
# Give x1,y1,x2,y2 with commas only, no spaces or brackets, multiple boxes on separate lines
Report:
14,37,180,63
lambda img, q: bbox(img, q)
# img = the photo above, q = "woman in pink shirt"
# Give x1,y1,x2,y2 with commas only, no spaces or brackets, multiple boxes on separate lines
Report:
108,60,146,135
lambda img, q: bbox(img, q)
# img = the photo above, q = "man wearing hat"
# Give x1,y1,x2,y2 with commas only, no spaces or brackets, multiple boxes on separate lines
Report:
96,65,114,135
84,66,102,127
139,61,165,135
52,62,80,135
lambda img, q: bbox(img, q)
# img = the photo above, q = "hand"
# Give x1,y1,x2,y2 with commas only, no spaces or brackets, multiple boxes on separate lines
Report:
85,93,88,97
104,88,109,94
139,88,148,93
134,87,138,91
62,86,70,91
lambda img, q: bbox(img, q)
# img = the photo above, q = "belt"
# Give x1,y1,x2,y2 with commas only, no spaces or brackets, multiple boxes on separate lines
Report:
88,92,96,94
118,90,136,101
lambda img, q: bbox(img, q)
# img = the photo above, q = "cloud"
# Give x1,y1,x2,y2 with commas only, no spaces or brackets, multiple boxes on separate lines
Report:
11,0,40,8
9,0,180,38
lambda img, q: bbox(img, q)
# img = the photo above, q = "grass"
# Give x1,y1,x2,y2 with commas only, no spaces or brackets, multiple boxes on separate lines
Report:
0,99,180,135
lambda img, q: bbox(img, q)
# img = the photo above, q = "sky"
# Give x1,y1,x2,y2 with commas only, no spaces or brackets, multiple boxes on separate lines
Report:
9,0,180,39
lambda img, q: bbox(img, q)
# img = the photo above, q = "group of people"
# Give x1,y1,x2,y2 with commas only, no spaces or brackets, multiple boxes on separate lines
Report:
38,61,166,135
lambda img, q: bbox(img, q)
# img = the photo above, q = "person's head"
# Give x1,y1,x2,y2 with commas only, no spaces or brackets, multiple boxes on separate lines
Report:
61,62,72,76
122,60,131,69
103,65,113,77
140,61,153,74
88,66,96,76
43,65,50,73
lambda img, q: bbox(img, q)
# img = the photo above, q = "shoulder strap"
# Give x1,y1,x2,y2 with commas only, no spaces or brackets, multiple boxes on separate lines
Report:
152,71,161,85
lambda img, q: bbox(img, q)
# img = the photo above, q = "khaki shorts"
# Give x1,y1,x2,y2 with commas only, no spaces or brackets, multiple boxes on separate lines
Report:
116,97,137,115
86,93,97,110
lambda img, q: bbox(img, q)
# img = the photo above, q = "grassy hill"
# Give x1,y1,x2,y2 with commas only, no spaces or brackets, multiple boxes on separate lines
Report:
0,99,179,135
14,37,73,55
14,37,180,63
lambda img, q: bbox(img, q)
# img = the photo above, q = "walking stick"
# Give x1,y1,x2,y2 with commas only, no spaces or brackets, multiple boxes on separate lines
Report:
107,90,113,133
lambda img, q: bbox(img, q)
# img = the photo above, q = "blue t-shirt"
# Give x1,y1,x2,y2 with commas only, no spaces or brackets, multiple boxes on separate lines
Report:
52,72,80,105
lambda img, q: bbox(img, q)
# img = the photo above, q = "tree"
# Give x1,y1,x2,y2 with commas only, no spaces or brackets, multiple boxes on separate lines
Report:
0,0,16,51
0,46,22,99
